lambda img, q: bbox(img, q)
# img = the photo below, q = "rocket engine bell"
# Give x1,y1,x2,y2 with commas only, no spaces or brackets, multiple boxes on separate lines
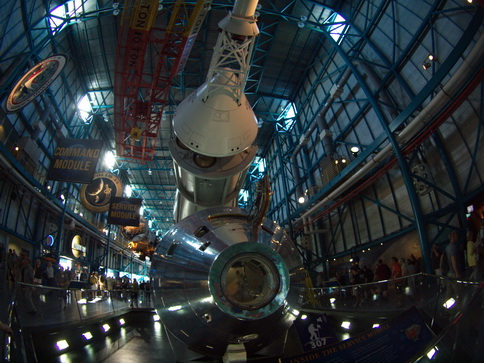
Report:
150,207,305,357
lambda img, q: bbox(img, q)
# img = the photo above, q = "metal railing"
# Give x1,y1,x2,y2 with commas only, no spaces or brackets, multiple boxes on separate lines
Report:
2,274,483,362
306,273,483,361
2,283,154,362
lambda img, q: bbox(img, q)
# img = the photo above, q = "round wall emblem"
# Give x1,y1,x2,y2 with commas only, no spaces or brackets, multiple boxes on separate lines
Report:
80,172,123,212
6,54,67,113
71,234,86,258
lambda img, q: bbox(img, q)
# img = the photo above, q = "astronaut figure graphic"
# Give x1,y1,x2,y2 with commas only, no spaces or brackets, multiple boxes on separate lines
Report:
305,315,333,349
308,323,322,342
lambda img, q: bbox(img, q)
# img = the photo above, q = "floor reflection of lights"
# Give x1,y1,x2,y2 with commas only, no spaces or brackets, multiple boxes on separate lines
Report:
59,351,80,363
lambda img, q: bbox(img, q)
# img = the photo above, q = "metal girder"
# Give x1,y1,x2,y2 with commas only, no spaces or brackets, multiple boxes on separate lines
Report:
113,0,211,161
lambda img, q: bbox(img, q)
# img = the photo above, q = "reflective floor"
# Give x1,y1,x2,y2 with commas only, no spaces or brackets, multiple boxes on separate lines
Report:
48,312,183,363
2,270,483,362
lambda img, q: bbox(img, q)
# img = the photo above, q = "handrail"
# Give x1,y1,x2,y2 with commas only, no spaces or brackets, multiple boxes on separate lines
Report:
312,272,481,292
414,280,484,361
306,273,483,360
10,282,154,330
5,274,483,361
2,281,155,362
2,283,16,362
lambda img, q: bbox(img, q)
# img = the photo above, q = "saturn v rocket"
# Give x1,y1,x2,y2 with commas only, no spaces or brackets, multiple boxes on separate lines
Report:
150,0,305,358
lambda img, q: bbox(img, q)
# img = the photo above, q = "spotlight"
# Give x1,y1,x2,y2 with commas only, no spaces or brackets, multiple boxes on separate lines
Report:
56,340,69,351
82,332,93,340
341,321,351,329
372,324,380,329
119,318,126,326
168,305,182,311
428,54,435,61
330,298,336,304
443,298,456,309
300,314,308,320
298,196,306,204
102,323,110,332
153,314,161,322
422,61,431,70
427,346,439,359
350,147,360,158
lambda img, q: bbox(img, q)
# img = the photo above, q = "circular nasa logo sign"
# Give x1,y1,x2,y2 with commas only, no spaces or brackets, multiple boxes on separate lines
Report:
80,172,123,212
71,234,86,258
6,54,67,113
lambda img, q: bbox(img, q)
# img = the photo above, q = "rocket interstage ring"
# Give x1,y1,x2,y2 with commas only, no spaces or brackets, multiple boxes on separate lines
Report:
150,207,305,356
170,137,257,220
209,242,289,320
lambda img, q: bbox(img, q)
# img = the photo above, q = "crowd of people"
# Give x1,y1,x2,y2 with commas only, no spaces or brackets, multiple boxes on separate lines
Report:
328,254,420,307
317,229,484,309
1,248,152,315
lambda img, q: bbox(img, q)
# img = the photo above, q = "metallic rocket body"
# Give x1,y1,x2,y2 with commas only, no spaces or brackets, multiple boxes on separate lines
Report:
150,207,305,356
150,0,305,358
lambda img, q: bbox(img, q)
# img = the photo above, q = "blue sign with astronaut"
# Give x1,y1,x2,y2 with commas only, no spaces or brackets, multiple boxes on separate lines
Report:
283,306,433,362
294,313,338,352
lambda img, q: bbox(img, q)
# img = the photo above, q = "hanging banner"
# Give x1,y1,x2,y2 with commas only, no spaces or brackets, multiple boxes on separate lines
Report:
80,172,123,212
293,313,338,352
6,54,67,113
280,306,433,363
107,197,142,226
47,138,103,183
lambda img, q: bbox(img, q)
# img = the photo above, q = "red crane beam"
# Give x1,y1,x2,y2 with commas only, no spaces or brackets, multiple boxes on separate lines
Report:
114,0,210,162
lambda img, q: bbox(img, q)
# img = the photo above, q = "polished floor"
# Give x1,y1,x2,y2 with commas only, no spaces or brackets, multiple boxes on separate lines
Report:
2,265,483,362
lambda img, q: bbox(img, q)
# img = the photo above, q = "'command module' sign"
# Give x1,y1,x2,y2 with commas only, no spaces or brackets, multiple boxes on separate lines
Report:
108,197,142,227
47,138,103,183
